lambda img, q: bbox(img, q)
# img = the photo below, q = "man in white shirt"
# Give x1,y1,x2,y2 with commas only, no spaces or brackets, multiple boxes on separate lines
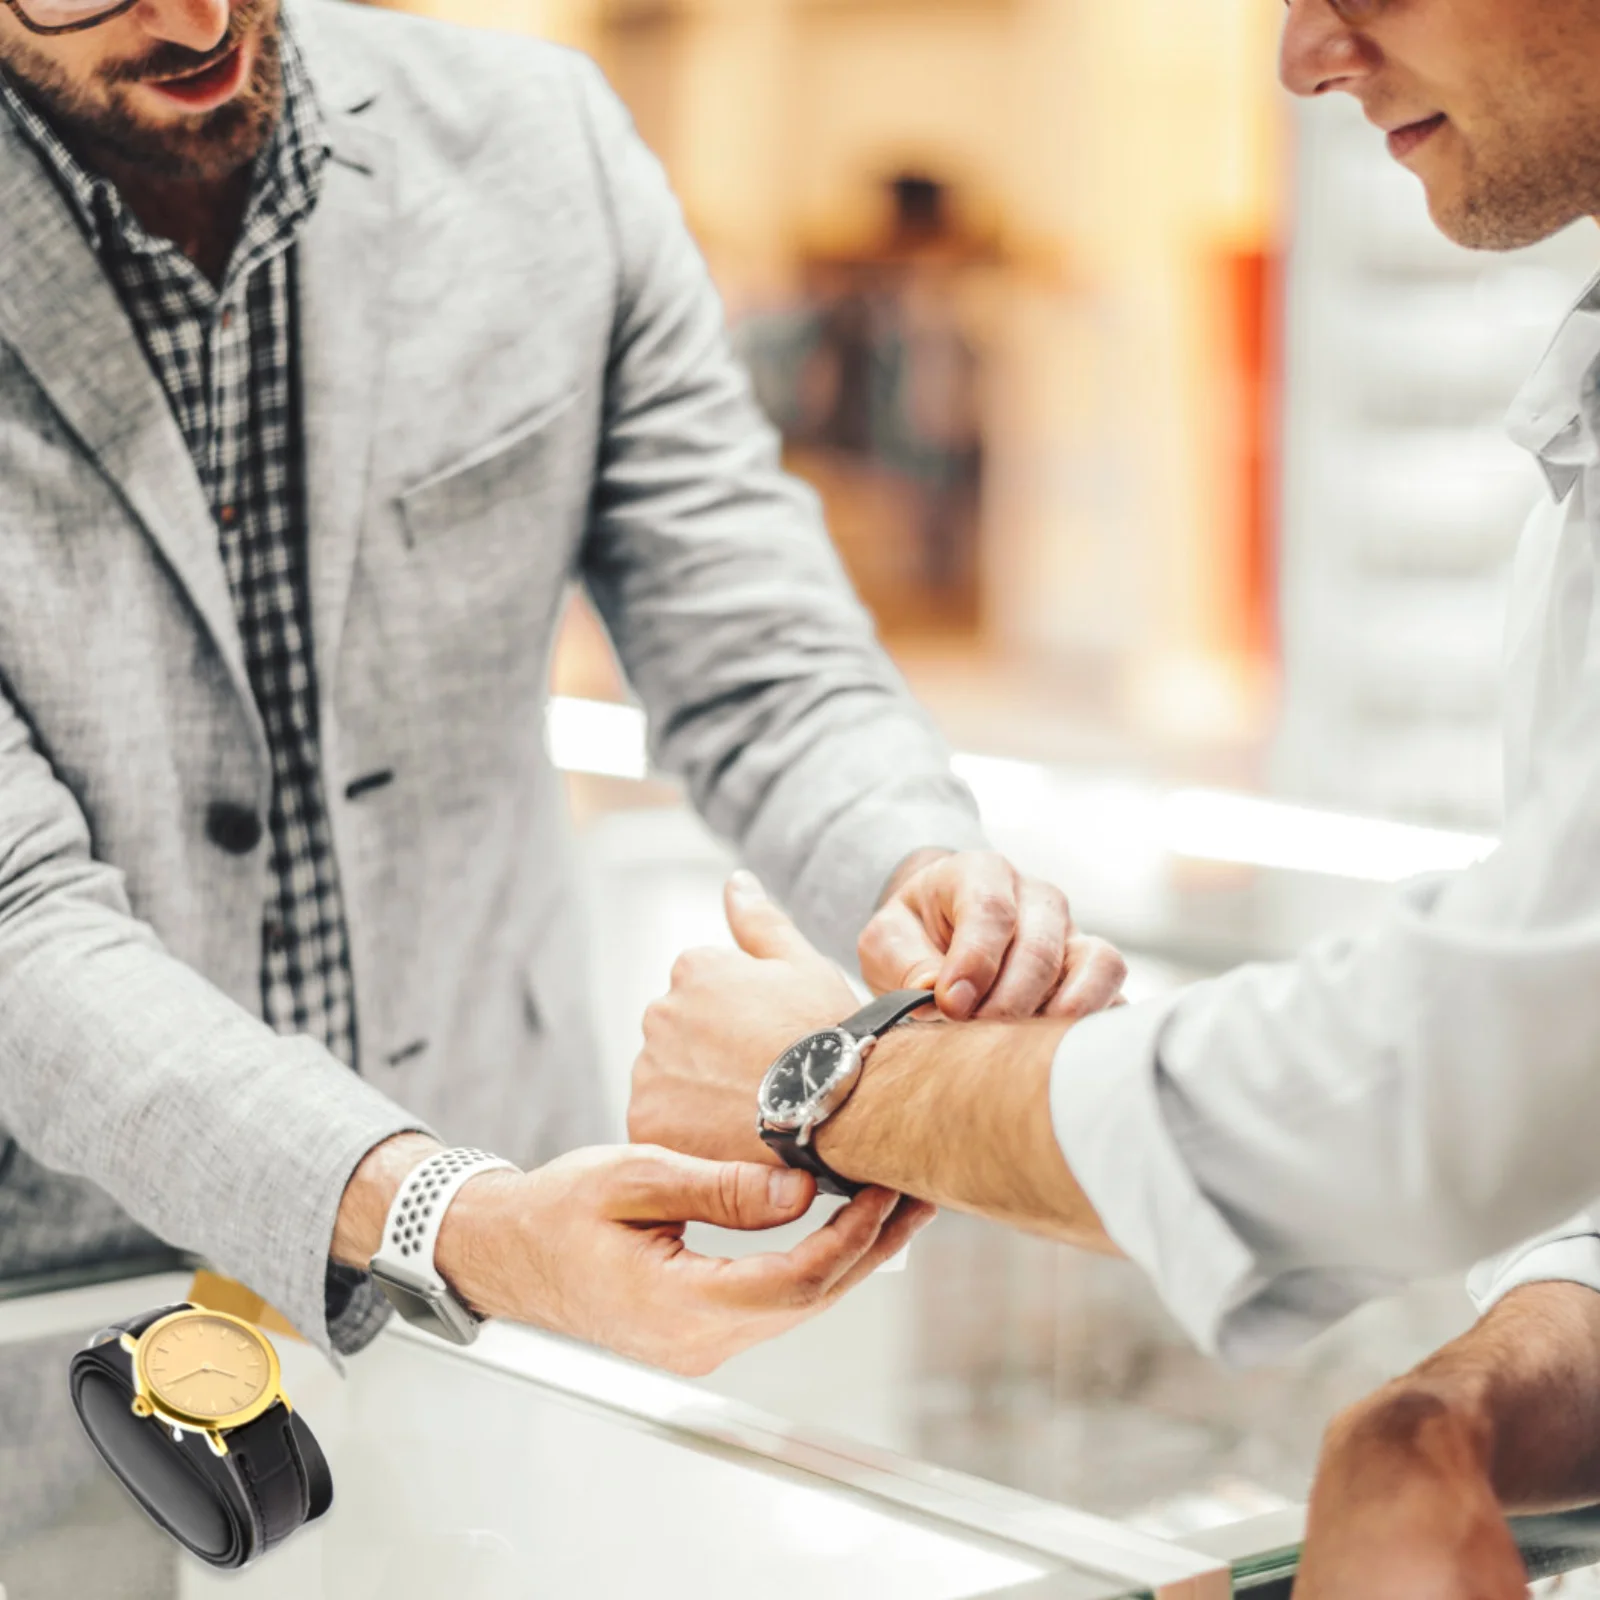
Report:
631,0,1600,1587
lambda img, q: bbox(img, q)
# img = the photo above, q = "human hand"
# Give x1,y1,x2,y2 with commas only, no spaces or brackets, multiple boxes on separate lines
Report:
1293,1388,1529,1600
435,1145,932,1377
861,849,1127,1022
629,872,866,1168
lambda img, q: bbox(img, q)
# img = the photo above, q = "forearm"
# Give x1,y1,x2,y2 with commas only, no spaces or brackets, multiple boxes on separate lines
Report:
1340,1281,1600,1513
814,1017,1117,1252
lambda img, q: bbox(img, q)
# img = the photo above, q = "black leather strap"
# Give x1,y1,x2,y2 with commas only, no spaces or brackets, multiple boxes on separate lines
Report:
759,1126,863,1198
68,1305,331,1568
228,1402,332,1551
839,988,935,1042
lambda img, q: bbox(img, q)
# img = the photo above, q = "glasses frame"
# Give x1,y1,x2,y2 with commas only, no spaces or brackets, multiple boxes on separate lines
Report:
0,0,139,34
1285,0,1389,28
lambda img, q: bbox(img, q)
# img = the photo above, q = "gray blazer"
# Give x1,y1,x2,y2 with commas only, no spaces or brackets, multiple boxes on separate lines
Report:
0,0,982,1350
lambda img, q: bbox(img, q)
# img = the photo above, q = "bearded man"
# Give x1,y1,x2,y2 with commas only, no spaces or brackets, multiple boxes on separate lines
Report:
0,0,1126,1368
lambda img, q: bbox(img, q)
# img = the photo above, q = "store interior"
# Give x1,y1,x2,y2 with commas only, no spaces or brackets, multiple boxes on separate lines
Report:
6,0,1600,1593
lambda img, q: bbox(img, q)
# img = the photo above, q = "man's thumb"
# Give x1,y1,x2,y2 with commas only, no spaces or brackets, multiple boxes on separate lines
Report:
725,871,821,967
613,1154,815,1230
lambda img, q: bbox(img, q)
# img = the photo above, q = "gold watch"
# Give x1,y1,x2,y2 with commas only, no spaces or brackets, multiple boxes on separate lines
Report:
70,1302,333,1568
123,1305,286,1457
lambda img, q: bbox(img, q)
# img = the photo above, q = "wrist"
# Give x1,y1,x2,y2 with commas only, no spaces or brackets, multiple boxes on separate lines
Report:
434,1165,541,1323
1328,1371,1496,1482
814,1016,1091,1244
332,1132,442,1269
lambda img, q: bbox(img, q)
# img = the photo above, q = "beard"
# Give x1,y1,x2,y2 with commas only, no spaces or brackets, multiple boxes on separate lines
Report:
1433,124,1600,251
1,0,282,183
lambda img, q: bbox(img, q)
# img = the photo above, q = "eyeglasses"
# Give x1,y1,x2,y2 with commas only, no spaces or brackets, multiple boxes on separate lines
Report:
1,0,141,35
1284,0,1391,26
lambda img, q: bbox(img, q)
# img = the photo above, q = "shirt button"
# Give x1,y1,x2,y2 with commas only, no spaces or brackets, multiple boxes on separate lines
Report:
263,918,287,955
220,307,235,331
219,504,238,527
205,801,263,856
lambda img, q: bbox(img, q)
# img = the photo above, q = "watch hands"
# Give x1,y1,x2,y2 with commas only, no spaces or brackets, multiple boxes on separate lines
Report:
166,1362,239,1385
800,1048,820,1097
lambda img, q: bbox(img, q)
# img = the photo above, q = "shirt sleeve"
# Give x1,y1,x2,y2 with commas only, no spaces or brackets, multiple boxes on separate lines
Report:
1469,1215,1600,1312
568,59,986,966
1053,684,1600,1364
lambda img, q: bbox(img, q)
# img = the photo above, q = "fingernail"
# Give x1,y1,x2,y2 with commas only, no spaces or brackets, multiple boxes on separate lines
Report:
730,870,765,901
769,1169,808,1207
946,980,978,1018
908,965,940,991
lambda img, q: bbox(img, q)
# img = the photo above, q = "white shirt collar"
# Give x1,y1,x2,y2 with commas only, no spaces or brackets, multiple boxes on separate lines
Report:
1506,271,1600,501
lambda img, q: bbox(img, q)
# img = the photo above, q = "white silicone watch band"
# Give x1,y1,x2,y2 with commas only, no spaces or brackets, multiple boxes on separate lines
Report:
375,1147,517,1294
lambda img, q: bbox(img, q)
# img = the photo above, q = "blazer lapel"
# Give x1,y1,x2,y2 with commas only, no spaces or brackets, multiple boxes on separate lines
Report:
0,118,258,721
297,80,395,701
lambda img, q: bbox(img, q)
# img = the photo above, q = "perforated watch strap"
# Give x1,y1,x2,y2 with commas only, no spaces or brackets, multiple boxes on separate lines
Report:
839,988,935,1042
376,1148,518,1292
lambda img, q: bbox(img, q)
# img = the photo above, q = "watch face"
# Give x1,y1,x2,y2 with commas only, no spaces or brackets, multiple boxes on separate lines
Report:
760,1029,857,1126
139,1313,275,1426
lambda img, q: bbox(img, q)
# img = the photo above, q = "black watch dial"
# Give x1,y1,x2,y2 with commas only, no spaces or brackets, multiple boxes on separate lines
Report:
760,1029,853,1125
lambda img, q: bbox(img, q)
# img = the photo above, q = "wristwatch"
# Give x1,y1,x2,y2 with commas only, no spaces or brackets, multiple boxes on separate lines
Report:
369,1146,517,1346
69,1303,331,1569
757,988,933,1196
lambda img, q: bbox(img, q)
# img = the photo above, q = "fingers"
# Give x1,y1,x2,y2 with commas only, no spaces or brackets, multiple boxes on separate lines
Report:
933,853,1020,1020
724,872,831,973
857,896,945,995
713,1186,901,1309
974,878,1072,1019
1045,936,1129,1020
605,1150,817,1230
831,1197,938,1295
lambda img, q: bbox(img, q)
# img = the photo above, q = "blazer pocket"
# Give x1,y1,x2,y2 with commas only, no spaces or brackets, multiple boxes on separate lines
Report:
398,388,581,550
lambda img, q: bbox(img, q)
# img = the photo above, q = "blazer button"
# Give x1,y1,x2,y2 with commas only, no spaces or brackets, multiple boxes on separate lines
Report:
206,802,264,856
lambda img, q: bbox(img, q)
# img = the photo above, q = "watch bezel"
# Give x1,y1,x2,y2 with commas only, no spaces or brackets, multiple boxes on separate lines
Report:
757,1027,865,1136
132,1307,283,1435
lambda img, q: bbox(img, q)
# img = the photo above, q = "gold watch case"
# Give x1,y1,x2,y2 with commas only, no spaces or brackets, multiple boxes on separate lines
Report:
119,1306,288,1459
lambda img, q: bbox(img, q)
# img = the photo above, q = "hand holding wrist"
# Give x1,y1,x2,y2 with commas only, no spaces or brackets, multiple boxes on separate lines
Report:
429,1145,932,1375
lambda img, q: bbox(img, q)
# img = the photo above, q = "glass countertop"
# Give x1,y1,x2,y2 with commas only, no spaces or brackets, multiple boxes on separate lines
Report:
0,1272,1229,1600
7,1270,1600,1598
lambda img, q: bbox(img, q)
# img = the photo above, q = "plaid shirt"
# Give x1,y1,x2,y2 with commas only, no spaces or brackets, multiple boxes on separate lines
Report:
0,28,359,1076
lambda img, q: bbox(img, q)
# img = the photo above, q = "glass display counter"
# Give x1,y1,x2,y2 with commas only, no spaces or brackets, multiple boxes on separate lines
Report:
7,1273,1600,1598
0,1271,1225,1600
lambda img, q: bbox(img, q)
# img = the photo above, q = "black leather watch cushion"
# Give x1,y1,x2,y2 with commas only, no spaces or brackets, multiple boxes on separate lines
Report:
68,1315,332,1569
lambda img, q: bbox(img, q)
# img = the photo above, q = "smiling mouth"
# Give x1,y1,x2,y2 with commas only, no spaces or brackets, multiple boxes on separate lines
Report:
1387,113,1447,162
142,41,247,108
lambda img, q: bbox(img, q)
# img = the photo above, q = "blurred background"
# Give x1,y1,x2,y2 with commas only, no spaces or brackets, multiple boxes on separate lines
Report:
385,0,1597,1546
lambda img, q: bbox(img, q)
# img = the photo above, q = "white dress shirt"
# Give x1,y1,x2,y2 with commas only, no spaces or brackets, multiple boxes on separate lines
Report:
1052,274,1600,1364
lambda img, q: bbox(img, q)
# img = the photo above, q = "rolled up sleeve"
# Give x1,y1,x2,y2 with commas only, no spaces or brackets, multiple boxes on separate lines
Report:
1470,1215,1600,1312
1052,687,1600,1363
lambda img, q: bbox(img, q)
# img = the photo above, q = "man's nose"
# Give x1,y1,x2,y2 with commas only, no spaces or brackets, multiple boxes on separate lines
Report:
130,0,230,54
1280,0,1374,99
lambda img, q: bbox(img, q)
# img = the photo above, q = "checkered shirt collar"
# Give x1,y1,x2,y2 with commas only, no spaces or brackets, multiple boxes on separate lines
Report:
0,12,328,275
